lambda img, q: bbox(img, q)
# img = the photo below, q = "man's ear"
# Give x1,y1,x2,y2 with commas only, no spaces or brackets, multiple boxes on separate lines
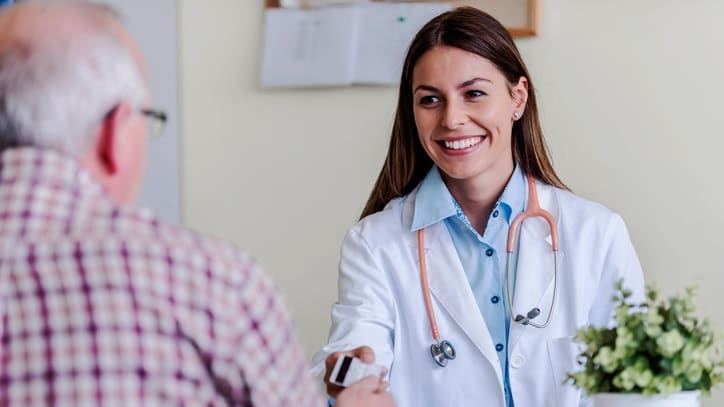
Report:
97,103,133,175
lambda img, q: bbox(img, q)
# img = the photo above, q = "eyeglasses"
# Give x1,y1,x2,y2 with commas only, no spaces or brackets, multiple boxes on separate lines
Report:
140,108,168,138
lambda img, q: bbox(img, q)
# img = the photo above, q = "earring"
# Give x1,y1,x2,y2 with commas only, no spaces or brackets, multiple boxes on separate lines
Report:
513,112,520,120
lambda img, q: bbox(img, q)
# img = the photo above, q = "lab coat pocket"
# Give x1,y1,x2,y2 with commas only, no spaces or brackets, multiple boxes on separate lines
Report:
546,336,583,407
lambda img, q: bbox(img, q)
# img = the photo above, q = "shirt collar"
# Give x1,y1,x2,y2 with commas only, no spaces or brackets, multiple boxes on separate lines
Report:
497,165,527,224
411,166,457,231
0,147,105,199
411,165,528,231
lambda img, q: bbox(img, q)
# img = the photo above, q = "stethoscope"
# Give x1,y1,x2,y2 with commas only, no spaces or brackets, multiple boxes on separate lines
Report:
417,175,559,368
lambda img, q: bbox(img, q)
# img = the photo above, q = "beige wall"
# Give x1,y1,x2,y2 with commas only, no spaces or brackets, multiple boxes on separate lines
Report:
179,0,724,404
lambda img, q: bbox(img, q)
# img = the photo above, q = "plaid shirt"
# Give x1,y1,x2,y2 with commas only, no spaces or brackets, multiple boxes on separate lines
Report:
0,148,324,406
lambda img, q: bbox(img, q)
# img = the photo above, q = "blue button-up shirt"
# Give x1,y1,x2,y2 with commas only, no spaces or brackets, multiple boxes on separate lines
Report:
411,165,527,407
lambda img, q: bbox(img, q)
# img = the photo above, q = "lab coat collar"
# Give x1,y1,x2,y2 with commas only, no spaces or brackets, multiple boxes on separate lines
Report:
404,191,505,390
413,220,506,391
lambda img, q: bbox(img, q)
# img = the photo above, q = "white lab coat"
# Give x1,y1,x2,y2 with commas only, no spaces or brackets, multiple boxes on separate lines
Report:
313,180,645,407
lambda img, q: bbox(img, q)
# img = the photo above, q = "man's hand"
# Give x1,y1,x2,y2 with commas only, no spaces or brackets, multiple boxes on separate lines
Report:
335,376,395,407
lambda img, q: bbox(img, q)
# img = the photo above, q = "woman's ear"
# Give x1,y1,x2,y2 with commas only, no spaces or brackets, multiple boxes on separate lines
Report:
96,102,133,175
512,76,529,115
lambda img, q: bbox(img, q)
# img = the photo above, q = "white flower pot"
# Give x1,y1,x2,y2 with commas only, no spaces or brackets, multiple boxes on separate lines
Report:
592,391,700,407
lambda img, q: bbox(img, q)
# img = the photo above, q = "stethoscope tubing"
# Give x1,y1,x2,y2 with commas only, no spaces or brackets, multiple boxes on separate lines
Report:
417,228,440,342
504,251,558,328
417,174,559,366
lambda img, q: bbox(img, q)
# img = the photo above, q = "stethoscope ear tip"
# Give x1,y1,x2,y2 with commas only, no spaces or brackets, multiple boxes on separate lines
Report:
527,308,541,319
514,314,530,325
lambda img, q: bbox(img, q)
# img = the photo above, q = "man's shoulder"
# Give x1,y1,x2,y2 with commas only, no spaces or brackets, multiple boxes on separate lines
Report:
120,205,258,274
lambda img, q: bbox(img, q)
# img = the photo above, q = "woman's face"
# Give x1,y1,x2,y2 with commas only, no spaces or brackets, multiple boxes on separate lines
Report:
412,45,527,187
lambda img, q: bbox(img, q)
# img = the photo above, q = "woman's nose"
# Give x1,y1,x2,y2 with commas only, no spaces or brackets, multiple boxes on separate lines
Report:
441,101,467,129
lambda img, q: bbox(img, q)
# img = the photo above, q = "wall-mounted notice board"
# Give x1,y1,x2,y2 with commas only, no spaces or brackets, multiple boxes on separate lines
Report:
264,0,540,38
260,1,540,88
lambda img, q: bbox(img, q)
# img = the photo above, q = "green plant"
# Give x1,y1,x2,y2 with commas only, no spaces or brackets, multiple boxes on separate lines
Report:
567,280,723,396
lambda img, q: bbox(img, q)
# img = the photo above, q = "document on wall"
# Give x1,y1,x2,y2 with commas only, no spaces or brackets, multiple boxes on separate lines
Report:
260,2,450,88
355,2,450,84
261,6,360,87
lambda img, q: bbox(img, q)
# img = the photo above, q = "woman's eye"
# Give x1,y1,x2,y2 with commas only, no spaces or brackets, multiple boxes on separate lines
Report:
465,90,486,98
418,95,440,106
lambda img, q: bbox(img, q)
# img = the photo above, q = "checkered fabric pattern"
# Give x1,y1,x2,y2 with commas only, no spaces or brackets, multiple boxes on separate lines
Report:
0,148,324,406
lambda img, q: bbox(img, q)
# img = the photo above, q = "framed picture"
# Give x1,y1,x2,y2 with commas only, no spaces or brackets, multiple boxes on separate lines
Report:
265,0,540,37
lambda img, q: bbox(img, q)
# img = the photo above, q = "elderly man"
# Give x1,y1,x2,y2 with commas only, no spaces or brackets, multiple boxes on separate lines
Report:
0,1,393,406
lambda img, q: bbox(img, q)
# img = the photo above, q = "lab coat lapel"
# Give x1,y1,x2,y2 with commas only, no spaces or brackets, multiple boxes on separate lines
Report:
416,221,503,379
509,183,564,351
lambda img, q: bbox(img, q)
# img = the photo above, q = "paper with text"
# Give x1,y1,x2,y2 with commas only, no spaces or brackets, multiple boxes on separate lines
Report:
261,6,360,87
260,2,450,87
355,2,450,84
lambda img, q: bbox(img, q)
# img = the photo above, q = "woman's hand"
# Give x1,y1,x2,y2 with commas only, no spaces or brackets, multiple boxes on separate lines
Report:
335,376,394,407
323,346,382,398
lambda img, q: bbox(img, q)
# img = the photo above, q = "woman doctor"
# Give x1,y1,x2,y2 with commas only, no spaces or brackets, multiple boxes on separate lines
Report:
314,7,645,407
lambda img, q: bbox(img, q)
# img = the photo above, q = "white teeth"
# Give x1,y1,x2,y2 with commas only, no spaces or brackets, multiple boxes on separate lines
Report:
444,137,483,150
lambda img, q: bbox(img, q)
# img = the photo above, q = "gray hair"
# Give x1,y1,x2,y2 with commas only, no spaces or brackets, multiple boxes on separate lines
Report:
0,1,147,155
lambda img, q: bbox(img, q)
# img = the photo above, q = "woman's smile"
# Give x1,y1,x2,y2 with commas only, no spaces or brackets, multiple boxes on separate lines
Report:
440,135,486,153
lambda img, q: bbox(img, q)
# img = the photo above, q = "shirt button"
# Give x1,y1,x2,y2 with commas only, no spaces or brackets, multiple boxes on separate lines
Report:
491,296,500,304
495,343,504,352
485,248,494,257
492,210,499,218
510,354,525,368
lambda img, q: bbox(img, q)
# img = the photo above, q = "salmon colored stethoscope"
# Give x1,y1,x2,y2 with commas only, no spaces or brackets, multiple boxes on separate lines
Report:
417,175,560,367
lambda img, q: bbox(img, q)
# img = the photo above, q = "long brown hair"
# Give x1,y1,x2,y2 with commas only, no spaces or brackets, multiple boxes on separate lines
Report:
360,7,567,219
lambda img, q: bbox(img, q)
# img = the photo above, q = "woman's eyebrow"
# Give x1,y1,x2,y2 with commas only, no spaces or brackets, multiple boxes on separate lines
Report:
413,84,438,93
413,77,492,93
459,77,492,88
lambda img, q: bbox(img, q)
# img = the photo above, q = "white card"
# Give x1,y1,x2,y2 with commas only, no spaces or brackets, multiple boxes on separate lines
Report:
329,356,385,387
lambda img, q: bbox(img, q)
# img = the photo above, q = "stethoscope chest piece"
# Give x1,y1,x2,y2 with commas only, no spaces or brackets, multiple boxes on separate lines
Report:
430,340,456,367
